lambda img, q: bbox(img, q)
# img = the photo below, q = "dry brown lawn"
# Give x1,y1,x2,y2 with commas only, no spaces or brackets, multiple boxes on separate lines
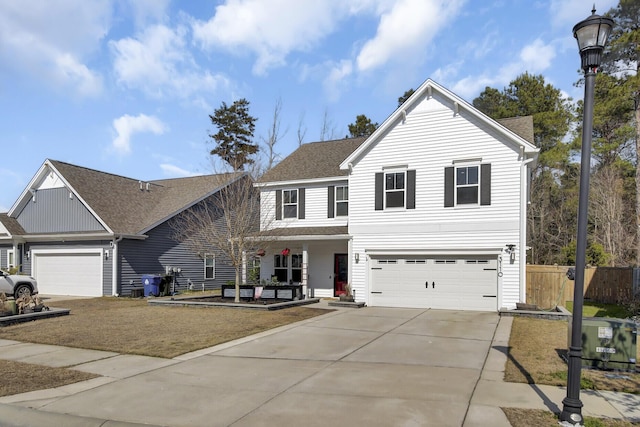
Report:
505,317,640,394
0,360,98,397
0,297,331,397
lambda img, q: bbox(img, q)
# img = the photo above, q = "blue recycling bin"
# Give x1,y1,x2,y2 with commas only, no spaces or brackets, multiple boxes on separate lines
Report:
142,274,162,297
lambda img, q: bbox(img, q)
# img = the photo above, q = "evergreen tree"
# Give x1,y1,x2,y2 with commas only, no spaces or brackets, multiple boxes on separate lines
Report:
209,99,258,171
347,114,378,138
397,88,415,107
600,0,640,265
473,73,576,265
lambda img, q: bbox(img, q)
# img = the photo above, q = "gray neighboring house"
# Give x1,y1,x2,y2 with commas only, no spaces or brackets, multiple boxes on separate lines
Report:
0,159,243,297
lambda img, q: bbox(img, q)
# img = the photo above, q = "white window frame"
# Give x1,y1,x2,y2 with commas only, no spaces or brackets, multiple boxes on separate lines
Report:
282,189,298,219
204,253,215,279
273,254,288,282
335,185,348,217
455,165,480,206
7,249,14,268
385,171,406,209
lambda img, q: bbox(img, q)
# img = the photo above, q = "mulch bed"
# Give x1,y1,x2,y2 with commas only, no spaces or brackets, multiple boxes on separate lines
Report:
187,297,296,305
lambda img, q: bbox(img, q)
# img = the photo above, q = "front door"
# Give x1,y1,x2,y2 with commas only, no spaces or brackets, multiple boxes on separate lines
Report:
334,253,348,296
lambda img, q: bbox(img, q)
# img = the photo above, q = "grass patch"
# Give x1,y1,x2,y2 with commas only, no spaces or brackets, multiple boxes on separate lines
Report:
503,408,639,427
0,297,331,397
506,317,640,394
565,301,632,318
0,359,98,397
0,297,331,359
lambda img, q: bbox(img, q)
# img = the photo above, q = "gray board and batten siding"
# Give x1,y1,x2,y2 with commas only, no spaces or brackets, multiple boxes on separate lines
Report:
15,187,105,233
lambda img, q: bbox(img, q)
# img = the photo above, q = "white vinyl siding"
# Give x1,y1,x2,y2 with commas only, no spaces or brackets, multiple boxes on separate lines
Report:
347,93,523,310
260,182,349,230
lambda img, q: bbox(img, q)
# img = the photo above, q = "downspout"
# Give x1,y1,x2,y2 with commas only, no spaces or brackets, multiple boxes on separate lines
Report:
520,156,535,303
112,236,124,296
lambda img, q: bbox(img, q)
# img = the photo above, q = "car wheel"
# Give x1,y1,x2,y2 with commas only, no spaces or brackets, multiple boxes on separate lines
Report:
14,284,32,299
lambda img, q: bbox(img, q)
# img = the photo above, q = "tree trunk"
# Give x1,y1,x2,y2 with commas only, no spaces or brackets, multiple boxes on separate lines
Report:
635,102,640,266
234,266,241,303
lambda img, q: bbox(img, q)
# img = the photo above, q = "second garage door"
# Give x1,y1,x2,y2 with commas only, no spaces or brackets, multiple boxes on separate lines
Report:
32,250,103,296
369,255,498,311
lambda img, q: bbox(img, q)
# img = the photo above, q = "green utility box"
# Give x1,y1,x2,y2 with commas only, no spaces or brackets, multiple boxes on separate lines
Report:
569,317,637,371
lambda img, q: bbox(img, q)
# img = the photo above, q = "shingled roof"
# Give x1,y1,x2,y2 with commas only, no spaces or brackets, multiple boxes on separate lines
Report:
48,160,242,236
257,137,366,184
497,116,535,145
0,213,26,236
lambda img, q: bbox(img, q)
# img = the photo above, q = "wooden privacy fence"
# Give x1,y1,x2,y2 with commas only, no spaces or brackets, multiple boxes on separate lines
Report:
526,265,635,308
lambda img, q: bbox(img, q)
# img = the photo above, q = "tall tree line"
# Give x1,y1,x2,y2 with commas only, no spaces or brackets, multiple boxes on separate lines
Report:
472,0,638,266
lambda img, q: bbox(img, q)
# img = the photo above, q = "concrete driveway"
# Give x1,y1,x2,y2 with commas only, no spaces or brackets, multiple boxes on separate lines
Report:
1,305,503,426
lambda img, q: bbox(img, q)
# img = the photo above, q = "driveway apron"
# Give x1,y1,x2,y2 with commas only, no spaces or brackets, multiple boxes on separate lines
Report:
13,307,499,427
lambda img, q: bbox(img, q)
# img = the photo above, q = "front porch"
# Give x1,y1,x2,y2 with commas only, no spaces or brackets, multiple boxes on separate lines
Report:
245,226,351,299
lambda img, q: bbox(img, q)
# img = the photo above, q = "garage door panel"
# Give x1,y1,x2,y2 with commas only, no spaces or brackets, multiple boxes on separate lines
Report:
370,256,497,311
33,252,103,297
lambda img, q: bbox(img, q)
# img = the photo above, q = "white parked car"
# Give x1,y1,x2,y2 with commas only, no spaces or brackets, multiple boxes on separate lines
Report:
0,270,39,299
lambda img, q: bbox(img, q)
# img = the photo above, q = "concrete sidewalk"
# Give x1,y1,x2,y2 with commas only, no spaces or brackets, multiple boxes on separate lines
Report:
0,302,638,426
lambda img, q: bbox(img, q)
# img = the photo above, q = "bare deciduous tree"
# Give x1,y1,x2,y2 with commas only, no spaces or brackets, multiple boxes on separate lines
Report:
261,97,287,170
591,167,635,266
170,173,260,302
297,111,307,147
319,108,339,141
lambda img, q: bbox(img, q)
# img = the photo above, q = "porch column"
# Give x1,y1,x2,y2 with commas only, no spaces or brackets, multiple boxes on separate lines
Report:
241,251,247,285
302,244,309,298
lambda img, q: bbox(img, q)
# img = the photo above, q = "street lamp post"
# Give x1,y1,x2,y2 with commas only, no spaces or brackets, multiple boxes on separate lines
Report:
560,7,614,426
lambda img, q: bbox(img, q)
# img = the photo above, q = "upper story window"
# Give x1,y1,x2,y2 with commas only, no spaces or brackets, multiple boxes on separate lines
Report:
445,163,491,207
335,186,348,216
385,172,405,208
456,166,479,205
276,188,305,220
375,170,416,211
283,189,298,218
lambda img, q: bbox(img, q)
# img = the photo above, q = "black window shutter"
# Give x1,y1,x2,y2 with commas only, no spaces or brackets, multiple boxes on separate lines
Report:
298,188,305,219
275,190,282,220
375,172,383,210
444,167,454,207
481,164,491,206
406,170,416,209
328,186,335,218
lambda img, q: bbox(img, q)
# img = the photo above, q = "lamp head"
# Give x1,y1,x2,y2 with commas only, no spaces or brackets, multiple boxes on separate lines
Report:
573,6,614,71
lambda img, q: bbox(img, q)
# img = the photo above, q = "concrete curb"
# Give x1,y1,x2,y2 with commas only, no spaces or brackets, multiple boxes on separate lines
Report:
0,403,164,427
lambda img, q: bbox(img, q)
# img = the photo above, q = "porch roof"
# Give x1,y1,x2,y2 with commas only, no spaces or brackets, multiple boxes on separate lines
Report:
256,226,349,241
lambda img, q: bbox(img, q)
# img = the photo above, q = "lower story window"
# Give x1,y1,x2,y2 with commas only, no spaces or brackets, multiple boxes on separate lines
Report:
204,254,215,279
291,254,302,282
274,254,288,282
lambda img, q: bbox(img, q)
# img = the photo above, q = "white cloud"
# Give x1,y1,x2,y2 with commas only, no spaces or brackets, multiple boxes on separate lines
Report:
356,0,465,72
549,0,618,29
111,114,167,155
520,38,556,72
110,24,230,105
324,60,354,101
192,0,367,75
450,38,556,99
0,0,109,97
160,163,196,177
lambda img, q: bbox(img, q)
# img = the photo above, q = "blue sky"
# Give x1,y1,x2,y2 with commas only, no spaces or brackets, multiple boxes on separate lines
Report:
0,0,618,212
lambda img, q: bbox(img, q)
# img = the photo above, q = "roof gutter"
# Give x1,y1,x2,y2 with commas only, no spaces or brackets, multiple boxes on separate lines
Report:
112,235,124,296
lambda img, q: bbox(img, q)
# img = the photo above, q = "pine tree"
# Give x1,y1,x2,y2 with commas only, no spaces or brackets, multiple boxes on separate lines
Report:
209,99,258,171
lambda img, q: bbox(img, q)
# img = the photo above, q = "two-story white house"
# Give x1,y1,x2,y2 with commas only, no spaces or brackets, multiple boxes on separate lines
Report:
254,79,538,311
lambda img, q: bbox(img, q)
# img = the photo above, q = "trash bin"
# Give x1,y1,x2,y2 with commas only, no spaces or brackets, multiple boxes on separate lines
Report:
142,274,163,297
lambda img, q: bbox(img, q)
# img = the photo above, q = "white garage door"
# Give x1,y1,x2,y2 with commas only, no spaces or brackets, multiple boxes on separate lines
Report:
369,256,497,311
33,250,103,296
